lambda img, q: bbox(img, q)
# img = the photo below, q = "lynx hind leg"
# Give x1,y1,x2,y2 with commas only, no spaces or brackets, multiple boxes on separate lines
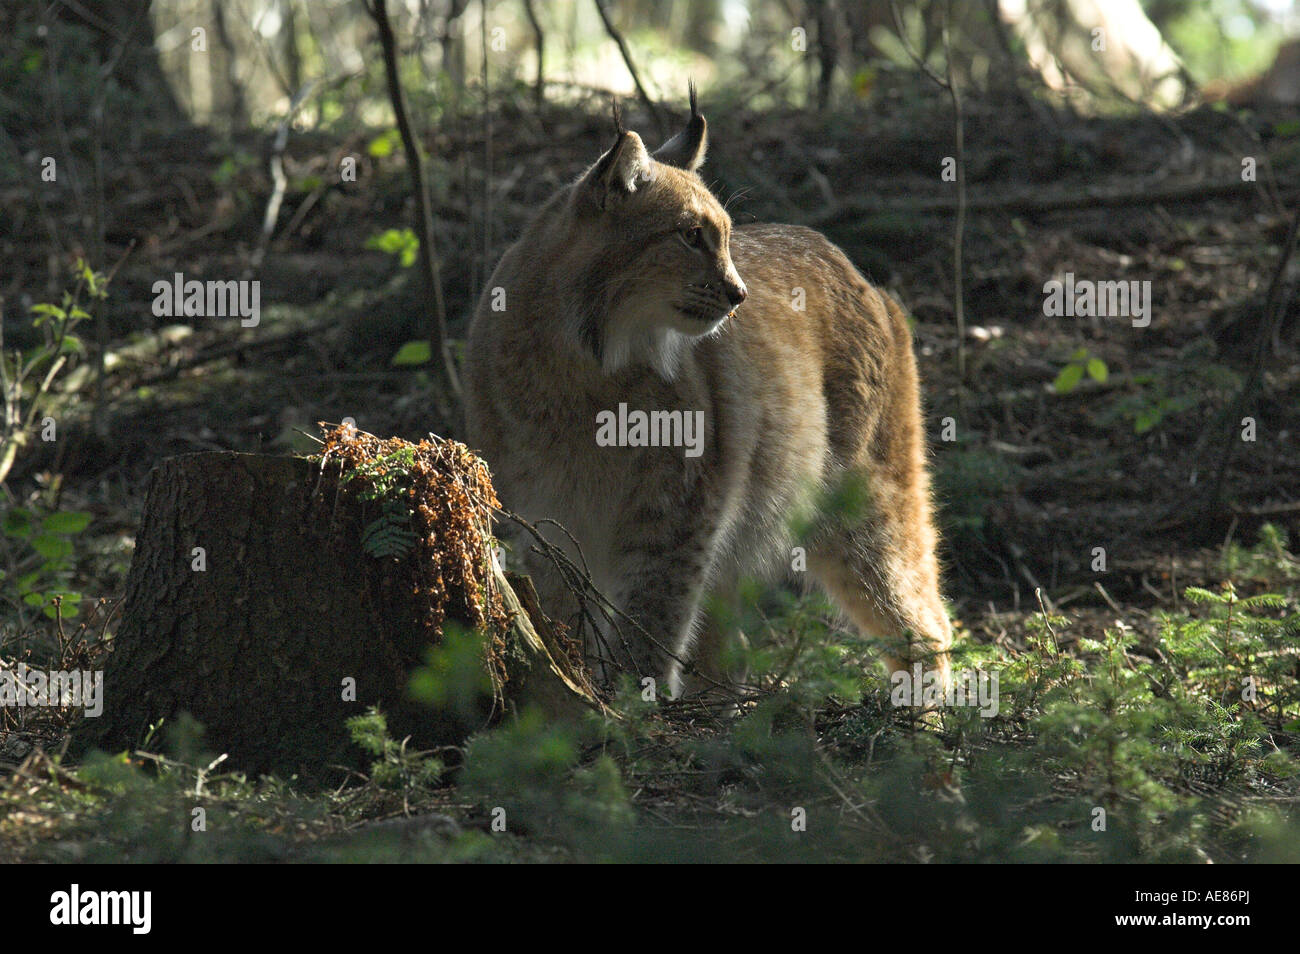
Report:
806,497,952,695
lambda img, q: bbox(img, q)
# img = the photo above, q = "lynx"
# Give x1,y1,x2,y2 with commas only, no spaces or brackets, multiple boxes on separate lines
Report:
465,92,952,700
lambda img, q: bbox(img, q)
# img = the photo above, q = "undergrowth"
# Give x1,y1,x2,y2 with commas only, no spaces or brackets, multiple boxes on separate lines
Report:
2,525,1298,862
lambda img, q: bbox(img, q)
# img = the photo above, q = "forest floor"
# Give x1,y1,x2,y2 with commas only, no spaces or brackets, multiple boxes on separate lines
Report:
2,79,1299,861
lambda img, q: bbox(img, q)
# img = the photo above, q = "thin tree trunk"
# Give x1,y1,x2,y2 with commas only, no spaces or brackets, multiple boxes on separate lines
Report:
812,0,838,111
481,0,492,273
365,0,462,421
523,0,545,112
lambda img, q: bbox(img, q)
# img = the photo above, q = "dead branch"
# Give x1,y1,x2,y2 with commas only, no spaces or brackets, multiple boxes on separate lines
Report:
134,326,314,387
500,509,735,699
811,180,1296,226
593,0,667,138
251,77,321,274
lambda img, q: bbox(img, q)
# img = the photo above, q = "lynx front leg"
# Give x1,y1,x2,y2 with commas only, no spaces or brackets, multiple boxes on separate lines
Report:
603,499,719,700
676,581,750,699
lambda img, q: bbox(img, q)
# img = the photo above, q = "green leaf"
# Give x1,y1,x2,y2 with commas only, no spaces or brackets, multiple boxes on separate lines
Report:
366,228,419,268
1086,358,1108,383
1134,406,1162,434
366,229,397,253
30,532,73,561
81,260,108,298
851,67,876,98
367,227,414,253
30,302,65,325
1053,363,1084,394
2,508,34,538
42,511,92,534
47,591,83,616
367,130,400,158
391,341,432,366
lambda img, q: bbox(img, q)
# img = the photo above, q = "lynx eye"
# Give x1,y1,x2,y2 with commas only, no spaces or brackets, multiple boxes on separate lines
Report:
678,226,705,250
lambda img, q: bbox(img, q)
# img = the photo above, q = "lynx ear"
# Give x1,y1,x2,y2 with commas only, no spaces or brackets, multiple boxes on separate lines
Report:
582,131,652,209
652,82,707,172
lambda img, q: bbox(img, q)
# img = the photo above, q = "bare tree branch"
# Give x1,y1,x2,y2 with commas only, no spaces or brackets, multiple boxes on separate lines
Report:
593,0,666,138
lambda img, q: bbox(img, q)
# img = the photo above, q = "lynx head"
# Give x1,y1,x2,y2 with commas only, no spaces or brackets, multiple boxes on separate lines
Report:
562,86,747,379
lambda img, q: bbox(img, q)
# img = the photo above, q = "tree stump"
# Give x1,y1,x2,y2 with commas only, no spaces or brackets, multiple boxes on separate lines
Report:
75,435,597,780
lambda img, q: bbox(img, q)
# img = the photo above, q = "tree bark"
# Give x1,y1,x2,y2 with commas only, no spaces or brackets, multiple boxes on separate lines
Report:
75,451,596,781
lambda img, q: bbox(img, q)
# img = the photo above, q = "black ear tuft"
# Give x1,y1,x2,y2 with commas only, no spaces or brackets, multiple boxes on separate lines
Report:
652,82,708,173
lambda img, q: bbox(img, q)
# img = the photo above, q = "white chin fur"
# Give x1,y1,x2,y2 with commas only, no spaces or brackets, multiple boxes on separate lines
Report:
601,304,728,381
601,323,690,380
